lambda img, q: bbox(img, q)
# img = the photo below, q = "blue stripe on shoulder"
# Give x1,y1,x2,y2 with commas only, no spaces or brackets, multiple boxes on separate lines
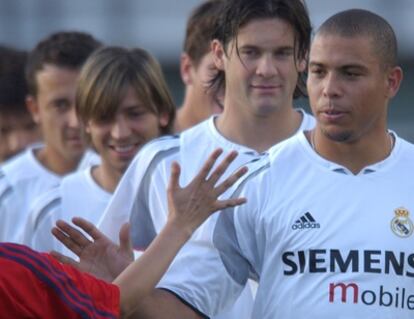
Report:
0,243,117,319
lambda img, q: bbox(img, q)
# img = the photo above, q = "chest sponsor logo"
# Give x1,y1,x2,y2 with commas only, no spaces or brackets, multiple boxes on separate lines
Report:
391,207,413,238
283,249,414,311
292,212,320,230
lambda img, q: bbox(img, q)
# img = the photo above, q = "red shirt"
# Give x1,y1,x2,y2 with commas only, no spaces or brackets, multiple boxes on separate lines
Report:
0,243,120,319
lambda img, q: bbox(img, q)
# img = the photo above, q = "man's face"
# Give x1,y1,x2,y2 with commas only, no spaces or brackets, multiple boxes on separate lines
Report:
214,18,304,117
307,34,401,143
86,85,168,175
0,111,41,162
28,64,85,163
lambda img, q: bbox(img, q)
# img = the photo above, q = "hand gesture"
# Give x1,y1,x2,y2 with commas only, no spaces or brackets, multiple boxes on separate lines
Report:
167,148,248,236
51,217,133,282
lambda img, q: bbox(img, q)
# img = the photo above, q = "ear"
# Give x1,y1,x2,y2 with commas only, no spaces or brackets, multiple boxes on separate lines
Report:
158,112,170,128
26,95,41,124
297,57,307,73
385,66,403,99
180,53,194,86
211,39,225,71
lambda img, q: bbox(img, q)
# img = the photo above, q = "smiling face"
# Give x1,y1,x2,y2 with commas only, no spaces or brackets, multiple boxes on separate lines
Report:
86,85,168,175
213,18,305,118
307,34,402,144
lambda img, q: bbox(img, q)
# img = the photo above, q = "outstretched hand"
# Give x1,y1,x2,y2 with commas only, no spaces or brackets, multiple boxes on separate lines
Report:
166,148,248,236
51,217,134,282
113,149,249,316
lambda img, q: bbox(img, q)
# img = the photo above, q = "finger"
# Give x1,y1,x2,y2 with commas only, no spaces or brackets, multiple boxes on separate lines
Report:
215,197,247,211
119,222,133,255
195,148,223,182
215,165,248,196
50,250,79,268
51,226,84,256
55,219,91,248
72,217,105,241
168,161,181,192
208,151,239,186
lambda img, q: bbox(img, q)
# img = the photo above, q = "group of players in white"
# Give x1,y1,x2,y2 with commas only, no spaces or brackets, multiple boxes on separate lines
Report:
0,0,413,318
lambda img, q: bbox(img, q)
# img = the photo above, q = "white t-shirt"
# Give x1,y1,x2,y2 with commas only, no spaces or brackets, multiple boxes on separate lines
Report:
98,111,315,319
170,131,414,319
0,146,100,243
23,166,111,255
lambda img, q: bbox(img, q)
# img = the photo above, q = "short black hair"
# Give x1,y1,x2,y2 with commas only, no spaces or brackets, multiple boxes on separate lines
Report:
317,9,398,69
25,31,102,97
184,0,224,67
210,0,312,99
0,46,28,115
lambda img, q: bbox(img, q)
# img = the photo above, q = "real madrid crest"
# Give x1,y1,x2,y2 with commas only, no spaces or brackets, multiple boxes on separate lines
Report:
391,207,413,238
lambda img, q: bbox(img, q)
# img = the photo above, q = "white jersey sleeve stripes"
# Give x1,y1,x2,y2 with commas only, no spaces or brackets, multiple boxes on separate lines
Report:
213,160,270,285
0,172,11,202
22,187,61,251
0,146,99,244
158,157,270,317
129,146,180,250
0,147,61,243
24,167,112,254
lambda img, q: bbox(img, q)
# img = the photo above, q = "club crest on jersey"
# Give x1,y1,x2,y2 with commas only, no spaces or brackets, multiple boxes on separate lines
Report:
390,207,413,238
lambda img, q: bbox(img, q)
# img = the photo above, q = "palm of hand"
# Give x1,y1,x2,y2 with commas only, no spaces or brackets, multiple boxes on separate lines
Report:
77,237,133,282
52,218,134,282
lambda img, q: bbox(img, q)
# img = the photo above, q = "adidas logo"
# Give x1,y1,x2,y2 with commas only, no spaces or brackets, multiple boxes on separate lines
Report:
292,212,320,230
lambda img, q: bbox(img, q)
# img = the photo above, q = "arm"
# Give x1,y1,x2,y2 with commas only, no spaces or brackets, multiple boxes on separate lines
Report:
53,149,247,318
114,149,247,317
50,218,134,282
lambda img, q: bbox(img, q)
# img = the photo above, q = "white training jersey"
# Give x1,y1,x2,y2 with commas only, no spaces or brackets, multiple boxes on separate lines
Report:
0,146,100,243
175,131,414,319
98,111,315,319
0,146,61,243
23,166,111,255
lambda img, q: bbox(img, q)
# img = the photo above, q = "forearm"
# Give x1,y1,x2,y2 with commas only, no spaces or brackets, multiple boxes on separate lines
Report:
128,289,203,319
114,221,191,317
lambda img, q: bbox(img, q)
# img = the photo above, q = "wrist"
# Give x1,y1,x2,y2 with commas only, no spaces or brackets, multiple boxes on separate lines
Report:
163,219,193,244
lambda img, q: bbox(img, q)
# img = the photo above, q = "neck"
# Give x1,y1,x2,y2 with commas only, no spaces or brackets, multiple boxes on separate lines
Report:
174,106,201,133
36,147,81,176
309,128,393,174
92,164,123,193
216,106,302,153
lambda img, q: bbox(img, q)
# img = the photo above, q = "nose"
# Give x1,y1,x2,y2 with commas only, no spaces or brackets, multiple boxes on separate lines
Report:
256,54,278,78
110,117,131,140
322,73,342,98
67,105,80,128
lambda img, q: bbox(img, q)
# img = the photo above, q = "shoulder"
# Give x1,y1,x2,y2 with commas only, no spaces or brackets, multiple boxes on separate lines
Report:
0,147,46,185
393,135,414,168
28,187,61,234
138,134,180,160
126,134,181,178
60,168,89,187
0,152,33,199
268,132,304,161
0,169,11,200
295,108,316,132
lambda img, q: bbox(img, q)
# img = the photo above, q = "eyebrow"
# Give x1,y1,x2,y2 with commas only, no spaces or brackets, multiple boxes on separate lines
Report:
239,44,294,51
308,61,368,71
